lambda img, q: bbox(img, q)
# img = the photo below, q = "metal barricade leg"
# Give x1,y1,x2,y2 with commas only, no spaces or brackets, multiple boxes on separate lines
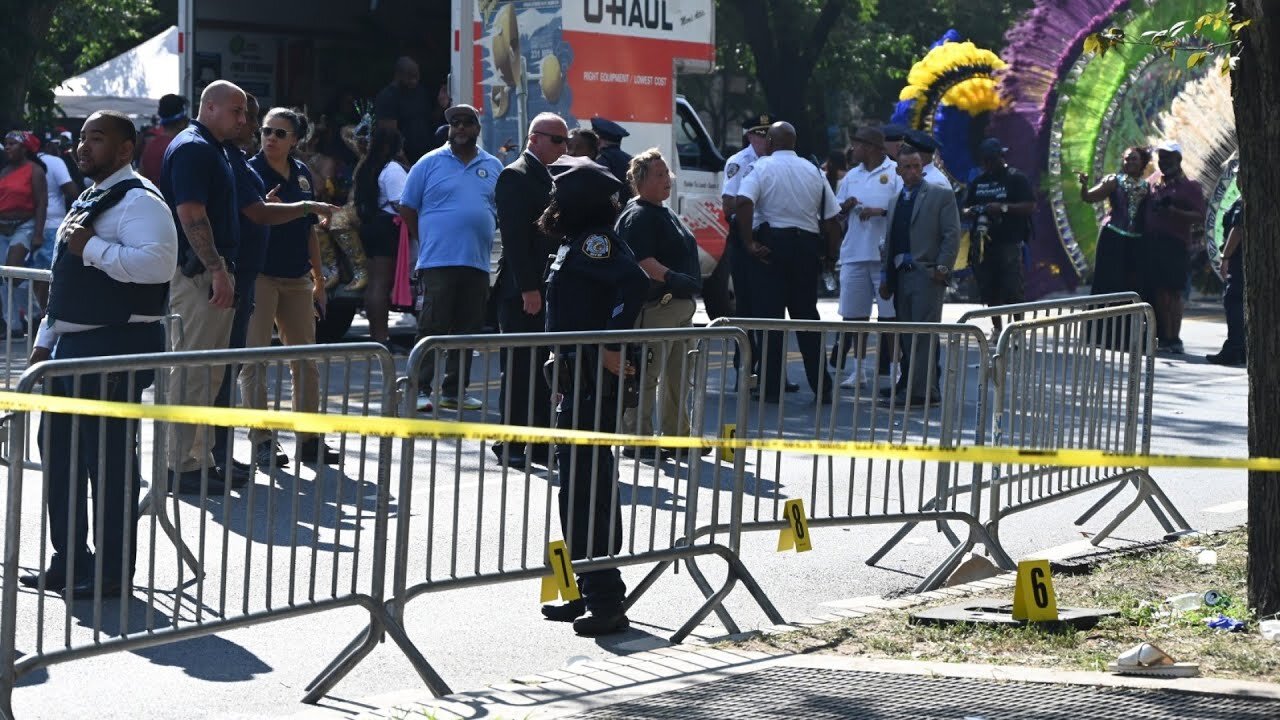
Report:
303,605,452,703
135,486,203,577
1139,470,1192,532
1073,479,1131,526
681,556,740,635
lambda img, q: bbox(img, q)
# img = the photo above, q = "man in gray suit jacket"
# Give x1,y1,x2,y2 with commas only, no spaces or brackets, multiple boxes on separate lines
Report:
878,147,961,404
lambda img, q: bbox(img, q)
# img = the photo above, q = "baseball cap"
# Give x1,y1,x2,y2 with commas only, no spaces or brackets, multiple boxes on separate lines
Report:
977,137,1008,159
1156,140,1182,154
444,104,481,124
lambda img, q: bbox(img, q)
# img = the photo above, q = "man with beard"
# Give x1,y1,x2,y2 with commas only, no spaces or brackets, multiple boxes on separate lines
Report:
22,110,177,598
401,104,504,412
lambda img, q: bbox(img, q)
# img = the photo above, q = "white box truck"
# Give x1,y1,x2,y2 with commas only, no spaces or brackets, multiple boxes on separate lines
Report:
178,0,731,339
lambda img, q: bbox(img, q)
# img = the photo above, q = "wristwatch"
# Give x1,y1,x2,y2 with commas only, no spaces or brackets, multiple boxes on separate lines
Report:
1000,203,1008,213
935,266,950,274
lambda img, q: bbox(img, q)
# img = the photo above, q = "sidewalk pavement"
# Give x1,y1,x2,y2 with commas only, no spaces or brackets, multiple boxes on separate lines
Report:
289,542,1280,720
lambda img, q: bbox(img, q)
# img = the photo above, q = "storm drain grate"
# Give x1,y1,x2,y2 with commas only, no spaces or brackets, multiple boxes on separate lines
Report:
569,667,1280,719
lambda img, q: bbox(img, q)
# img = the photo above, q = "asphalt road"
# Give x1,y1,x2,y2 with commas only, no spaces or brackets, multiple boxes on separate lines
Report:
2,297,1249,720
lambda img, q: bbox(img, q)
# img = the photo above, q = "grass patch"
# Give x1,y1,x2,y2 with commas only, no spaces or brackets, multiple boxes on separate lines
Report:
735,529,1280,682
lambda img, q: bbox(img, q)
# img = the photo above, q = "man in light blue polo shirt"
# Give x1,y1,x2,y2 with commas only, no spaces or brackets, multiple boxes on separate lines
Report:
400,103,503,412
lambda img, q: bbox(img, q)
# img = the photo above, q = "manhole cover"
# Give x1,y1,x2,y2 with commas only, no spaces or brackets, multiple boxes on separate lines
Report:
909,597,1119,631
569,667,1280,719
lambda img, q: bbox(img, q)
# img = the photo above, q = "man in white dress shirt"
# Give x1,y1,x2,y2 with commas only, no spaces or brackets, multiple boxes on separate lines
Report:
831,126,902,387
735,121,841,402
20,110,178,599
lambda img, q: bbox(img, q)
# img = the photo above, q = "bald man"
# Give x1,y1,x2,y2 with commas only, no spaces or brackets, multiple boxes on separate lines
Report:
160,79,253,493
376,56,435,161
492,112,569,468
735,122,842,402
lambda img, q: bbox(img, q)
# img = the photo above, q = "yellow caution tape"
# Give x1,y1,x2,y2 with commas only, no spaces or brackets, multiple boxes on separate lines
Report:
0,390,1277,471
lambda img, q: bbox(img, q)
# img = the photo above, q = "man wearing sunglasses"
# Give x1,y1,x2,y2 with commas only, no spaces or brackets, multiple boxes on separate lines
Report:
401,104,504,413
492,112,568,469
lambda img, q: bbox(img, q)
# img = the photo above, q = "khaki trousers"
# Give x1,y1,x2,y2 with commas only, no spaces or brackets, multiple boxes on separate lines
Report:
239,274,320,444
167,268,236,473
622,297,696,437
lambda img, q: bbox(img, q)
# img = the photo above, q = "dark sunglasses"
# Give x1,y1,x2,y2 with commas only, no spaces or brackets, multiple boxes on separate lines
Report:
533,130,568,145
260,127,294,139
448,117,479,128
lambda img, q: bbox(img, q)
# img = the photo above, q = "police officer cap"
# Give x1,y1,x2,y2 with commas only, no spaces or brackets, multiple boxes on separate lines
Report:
742,112,773,134
590,117,630,142
881,123,908,142
548,155,622,207
904,129,941,153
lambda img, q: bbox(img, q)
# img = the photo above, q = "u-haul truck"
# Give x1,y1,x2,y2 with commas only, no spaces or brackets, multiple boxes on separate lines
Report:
179,0,731,337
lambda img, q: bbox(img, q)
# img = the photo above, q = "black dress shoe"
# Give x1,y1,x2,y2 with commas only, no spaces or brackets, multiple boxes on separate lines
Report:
298,439,342,465
169,469,228,496
19,570,68,592
573,611,630,636
528,443,555,466
254,441,290,468
1206,351,1245,366
785,381,800,393
502,452,530,470
542,599,586,622
64,578,127,600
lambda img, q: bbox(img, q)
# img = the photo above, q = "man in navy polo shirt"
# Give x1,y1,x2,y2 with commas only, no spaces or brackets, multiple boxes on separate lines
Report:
400,103,503,412
160,80,249,495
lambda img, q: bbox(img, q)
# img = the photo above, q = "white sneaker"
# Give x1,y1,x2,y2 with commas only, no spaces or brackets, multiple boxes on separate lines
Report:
416,392,433,413
839,361,864,389
440,395,483,411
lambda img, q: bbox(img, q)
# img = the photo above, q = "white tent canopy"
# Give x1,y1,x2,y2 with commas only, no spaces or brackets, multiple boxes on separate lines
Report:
55,26,180,120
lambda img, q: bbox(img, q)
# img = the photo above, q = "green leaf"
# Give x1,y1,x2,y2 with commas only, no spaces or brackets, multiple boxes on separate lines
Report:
1231,20,1252,33
1195,14,1213,33
1187,51,1208,69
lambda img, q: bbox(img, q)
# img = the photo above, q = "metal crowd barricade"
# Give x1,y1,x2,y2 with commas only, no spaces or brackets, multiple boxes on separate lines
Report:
0,343,427,718
984,304,1191,550
958,292,1142,345
706,318,1011,592
0,268,51,392
306,327,784,701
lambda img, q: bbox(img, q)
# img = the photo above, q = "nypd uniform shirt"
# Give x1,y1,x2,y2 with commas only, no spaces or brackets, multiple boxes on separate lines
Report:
250,153,319,279
835,157,902,263
545,227,648,337
720,145,759,201
736,150,839,234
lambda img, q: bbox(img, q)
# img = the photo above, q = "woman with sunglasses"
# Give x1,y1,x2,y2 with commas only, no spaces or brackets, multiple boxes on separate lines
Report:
0,131,48,335
240,108,341,467
352,126,408,349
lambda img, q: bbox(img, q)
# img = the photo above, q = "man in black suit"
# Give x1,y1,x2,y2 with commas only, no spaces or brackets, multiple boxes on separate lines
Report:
493,112,569,469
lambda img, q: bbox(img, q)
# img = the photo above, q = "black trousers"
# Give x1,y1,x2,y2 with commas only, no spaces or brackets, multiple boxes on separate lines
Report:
497,295,553,462
213,268,258,459
41,322,163,584
726,222,761,372
555,381,625,613
752,227,831,397
1222,255,1246,356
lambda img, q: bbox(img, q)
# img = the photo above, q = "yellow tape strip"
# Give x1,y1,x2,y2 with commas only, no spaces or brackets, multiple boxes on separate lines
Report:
0,390,1277,472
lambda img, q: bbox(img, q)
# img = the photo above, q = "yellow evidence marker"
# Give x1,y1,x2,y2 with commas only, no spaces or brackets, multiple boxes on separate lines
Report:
540,540,581,603
1011,558,1059,621
719,423,737,462
776,498,813,553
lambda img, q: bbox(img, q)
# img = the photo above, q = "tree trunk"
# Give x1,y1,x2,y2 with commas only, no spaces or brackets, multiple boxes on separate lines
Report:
1235,0,1280,617
0,1,60,129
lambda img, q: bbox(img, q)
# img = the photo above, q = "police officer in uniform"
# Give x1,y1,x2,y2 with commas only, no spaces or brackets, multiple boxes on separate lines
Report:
736,121,841,402
721,114,769,384
591,116,633,201
538,155,648,636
